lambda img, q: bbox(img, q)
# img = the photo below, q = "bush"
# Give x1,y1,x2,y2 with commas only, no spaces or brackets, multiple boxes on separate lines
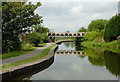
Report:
21,43,33,50
41,33,49,43
104,14,120,42
83,31,101,41
28,32,41,46
88,19,108,32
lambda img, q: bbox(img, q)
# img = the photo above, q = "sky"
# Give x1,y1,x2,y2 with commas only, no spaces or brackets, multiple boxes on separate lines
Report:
28,0,119,32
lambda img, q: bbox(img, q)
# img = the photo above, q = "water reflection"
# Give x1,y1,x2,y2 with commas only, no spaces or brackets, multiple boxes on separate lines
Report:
64,42,120,76
80,46,120,76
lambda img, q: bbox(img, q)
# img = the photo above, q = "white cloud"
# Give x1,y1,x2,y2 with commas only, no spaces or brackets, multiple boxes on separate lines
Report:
71,6,82,15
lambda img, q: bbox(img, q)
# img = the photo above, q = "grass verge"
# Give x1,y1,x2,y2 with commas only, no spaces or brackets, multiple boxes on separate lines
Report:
2,47,38,60
2,43,48,60
1,43,56,70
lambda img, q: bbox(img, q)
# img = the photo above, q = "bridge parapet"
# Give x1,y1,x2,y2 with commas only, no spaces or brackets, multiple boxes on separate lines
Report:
47,32,87,37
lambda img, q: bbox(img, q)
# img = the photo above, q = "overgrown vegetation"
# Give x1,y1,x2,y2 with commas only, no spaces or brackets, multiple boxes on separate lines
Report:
76,14,120,51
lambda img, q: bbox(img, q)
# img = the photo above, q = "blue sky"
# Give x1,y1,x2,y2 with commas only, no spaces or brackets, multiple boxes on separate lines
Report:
28,0,119,32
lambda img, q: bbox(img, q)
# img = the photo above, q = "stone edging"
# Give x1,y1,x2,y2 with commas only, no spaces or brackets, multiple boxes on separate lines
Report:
1,44,58,81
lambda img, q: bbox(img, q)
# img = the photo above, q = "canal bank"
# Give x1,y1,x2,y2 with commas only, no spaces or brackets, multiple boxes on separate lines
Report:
1,43,58,81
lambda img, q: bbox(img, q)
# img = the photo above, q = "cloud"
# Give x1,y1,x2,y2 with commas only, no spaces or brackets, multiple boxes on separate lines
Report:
71,6,82,15
34,2,118,32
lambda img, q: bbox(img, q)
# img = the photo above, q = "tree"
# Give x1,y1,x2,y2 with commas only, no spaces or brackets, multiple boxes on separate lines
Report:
28,32,41,46
104,14,120,42
31,24,49,43
32,24,48,33
88,19,108,32
2,2,43,52
78,27,88,32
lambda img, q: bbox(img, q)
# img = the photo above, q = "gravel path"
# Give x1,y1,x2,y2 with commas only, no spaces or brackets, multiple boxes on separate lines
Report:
1,43,53,66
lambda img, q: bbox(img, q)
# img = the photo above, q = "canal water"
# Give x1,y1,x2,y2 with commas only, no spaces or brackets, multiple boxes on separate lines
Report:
8,42,120,80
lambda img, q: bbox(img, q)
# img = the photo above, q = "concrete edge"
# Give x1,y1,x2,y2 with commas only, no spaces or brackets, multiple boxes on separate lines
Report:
0,44,58,81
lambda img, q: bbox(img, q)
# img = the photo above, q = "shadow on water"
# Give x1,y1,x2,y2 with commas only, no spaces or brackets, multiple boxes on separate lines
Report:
3,57,54,82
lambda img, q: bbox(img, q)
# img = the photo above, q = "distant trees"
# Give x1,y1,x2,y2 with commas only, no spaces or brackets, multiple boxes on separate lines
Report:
82,14,120,43
22,25,49,47
88,19,108,32
104,14,120,42
78,27,88,32
2,2,43,53
32,25,49,43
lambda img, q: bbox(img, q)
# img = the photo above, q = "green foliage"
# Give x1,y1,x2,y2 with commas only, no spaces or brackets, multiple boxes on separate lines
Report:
83,31,101,41
21,43,33,50
28,32,41,46
32,25,48,33
2,2,42,53
78,27,88,32
41,33,49,43
75,27,88,46
88,19,108,32
81,40,120,53
104,14,120,42
31,24,49,43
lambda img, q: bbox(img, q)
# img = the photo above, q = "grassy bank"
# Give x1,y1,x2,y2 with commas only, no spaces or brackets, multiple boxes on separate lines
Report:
1,43,56,70
81,40,120,53
2,43,48,60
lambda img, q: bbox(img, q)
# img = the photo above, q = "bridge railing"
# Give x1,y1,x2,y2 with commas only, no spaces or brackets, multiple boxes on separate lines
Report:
47,32,87,37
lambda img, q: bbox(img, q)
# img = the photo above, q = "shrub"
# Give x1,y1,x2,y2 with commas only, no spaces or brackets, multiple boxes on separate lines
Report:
28,32,41,46
83,31,101,41
21,43,33,50
41,33,49,43
104,14,120,42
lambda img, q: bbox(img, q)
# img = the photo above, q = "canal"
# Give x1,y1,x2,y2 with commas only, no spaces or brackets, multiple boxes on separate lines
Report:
7,42,120,80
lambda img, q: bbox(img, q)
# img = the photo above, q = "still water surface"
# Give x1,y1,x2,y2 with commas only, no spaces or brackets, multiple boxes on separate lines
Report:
9,42,120,80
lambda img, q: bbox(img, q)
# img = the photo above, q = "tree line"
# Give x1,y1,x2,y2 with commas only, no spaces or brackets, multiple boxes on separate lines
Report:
77,14,120,43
